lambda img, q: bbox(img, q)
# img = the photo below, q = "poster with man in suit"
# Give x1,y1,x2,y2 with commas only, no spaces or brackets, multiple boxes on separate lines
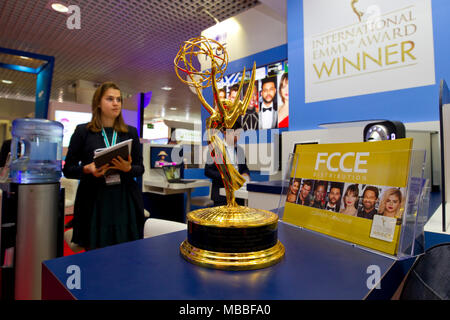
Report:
259,77,278,130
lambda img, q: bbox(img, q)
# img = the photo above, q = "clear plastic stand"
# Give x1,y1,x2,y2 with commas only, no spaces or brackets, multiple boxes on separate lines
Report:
278,149,429,260
397,149,429,259
277,152,297,220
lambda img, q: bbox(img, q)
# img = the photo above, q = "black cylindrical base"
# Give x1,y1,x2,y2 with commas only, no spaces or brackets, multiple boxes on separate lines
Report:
188,221,278,253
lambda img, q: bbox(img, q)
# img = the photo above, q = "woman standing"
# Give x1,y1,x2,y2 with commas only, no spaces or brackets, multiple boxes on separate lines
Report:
63,82,145,250
339,184,359,216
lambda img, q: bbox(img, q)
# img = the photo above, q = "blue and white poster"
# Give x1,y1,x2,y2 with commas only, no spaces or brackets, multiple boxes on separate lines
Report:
303,0,435,103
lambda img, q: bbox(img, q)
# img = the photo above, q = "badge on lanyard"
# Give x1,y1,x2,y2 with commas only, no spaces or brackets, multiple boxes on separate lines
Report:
102,127,121,186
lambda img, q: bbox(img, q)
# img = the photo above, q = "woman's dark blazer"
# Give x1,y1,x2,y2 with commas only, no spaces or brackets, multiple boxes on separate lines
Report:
62,123,145,247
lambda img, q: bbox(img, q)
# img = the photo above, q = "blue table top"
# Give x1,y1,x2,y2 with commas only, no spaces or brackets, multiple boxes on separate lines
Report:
43,221,397,300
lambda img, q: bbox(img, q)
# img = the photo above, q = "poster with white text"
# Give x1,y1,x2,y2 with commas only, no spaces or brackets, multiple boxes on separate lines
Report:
303,0,435,103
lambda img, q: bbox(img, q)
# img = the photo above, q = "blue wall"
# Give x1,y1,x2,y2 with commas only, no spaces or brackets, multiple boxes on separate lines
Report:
287,0,450,130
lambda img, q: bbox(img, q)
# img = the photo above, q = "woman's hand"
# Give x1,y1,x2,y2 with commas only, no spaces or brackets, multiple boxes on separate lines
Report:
109,155,132,173
83,162,110,177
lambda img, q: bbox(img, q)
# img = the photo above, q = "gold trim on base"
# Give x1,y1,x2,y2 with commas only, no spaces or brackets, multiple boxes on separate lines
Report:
180,240,285,271
187,205,279,227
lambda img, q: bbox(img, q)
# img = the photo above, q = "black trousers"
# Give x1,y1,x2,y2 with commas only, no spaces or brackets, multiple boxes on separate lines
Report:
213,195,245,207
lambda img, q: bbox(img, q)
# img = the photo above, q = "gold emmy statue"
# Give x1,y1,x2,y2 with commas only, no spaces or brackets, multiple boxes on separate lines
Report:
351,0,364,22
174,36,285,270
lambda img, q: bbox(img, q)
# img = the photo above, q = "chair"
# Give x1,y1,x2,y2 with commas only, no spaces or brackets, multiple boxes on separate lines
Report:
64,214,153,254
143,218,186,238
190,180,214,208
60,177,79,215
63,228,84,253
399,242,450,300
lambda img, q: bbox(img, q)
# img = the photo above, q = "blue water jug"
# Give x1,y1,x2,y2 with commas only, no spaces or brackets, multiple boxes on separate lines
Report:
10,118,63,184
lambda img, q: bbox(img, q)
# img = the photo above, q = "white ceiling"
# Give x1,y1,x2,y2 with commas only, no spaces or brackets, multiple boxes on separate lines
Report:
0,0,261,123
259,0,286,19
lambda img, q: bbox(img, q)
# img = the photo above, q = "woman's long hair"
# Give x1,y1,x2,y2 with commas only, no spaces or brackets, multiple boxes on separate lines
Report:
279,73,288,104
87,82,128,133
343,184,359,209
378,188,403,219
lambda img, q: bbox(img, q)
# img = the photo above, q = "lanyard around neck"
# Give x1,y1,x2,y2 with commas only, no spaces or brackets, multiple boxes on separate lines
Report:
101,127,117,148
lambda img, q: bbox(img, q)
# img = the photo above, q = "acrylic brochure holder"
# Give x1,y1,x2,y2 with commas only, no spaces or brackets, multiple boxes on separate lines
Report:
278,146,429,260
439,79,450,232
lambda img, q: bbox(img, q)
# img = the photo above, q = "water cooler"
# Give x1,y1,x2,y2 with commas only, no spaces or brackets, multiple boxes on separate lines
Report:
0,119,64,300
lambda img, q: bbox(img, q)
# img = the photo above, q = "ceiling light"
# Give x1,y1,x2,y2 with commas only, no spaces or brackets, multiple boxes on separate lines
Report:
20,56,31,60
161,86,172,91
203,18,241,38
1,80,13,84
51,2,69,13
170,107,177,110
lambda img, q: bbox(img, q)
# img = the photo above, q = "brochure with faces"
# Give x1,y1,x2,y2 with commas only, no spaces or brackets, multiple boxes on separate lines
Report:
283,138,413,255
